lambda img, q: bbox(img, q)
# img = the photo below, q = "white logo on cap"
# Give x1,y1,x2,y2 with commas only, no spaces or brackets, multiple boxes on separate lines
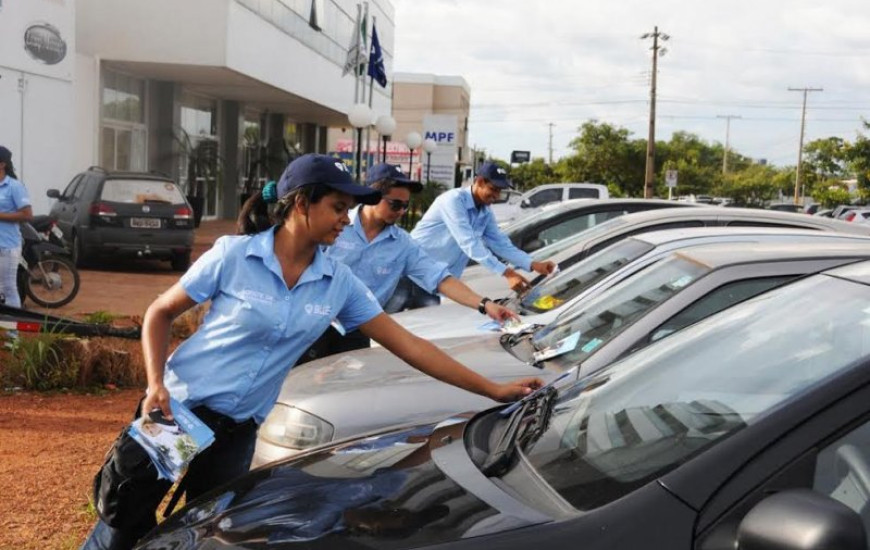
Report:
497,168,507,175
334,162,349,172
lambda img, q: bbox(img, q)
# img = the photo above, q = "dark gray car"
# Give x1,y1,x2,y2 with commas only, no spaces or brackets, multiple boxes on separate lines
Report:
253,242,870,465
46,167,194,270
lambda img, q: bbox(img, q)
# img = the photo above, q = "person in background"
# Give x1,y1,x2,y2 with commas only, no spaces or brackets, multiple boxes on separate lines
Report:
80,154,542,550
0,146,32,336
389,161,556,311
301,162,518,361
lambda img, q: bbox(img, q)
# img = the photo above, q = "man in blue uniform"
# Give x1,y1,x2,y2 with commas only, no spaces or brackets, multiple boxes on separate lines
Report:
392,162,555,310
302,163,518,361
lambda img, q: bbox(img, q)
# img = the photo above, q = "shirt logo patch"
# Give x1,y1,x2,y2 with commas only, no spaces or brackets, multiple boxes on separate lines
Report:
375,266,392,275
240,289,275,303
334,240,357,250
305,303,333,316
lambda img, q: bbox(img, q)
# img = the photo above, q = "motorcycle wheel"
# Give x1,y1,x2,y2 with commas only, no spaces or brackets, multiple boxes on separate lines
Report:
25,257,81,308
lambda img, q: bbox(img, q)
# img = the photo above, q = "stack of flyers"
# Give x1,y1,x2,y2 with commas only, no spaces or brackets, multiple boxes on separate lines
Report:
128,398,215,482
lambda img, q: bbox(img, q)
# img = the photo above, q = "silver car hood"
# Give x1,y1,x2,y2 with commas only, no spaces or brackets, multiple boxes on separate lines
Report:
276,333,554,441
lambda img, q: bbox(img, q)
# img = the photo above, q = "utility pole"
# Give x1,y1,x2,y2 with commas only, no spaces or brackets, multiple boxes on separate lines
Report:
788,87,823,205
641,26,668,198
547,122,555,164
717,115,741,174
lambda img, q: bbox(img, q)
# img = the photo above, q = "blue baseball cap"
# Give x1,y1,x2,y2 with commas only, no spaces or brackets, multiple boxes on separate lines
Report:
277,154,381,205
365,163,423,192
476,161,512,188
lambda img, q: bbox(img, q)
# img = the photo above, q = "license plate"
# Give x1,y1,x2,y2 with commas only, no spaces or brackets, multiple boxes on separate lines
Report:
50,225,64,239
130,217,161,229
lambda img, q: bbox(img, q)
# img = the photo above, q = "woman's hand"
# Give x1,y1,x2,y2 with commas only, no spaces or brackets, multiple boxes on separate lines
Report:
141,384,173,420
487,377,544,402
530,260,557,275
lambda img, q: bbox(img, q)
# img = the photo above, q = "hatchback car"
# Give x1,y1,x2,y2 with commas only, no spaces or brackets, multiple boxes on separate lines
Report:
252,242,870,465
498,198,693,254
389,227,870,342
491,182,611,224
138,260,870,550
46,167,194,270
461,205,870,298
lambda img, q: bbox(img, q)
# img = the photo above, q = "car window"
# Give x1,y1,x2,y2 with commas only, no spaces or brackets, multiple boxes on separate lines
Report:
521,273,870,512
528,188,563,207
532,255,710,370
569,187,601,200
813,419,870,545
520,238,655,314
100,179,186,204
586,220,706,257
72,176,92,200
62,175,83,199
646,276,797,344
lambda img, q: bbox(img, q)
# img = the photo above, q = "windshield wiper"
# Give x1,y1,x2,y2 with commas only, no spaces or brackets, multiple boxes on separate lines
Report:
481,385,558,477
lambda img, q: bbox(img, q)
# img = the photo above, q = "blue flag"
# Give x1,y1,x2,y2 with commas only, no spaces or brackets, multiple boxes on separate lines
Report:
367,25,387,87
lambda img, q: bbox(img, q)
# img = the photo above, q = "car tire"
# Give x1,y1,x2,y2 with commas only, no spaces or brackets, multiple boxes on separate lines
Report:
72,233,90,268
171,251,191,272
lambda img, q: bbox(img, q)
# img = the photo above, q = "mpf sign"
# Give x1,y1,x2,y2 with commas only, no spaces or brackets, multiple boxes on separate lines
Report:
422,114,459,186
424,130,456,144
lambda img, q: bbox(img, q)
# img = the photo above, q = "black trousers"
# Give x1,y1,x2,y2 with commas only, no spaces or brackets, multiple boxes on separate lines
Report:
297,326,371,365
83,402,258,550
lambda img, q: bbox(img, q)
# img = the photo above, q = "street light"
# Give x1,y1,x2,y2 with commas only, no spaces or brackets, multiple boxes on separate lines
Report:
405,131,422,179
348,103,373,183
422,138,437,183
375,115,396,164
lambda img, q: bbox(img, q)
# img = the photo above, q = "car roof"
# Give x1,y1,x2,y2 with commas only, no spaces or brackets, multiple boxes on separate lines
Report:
672,241,870,269
631,225,870,246
824,260,870,285
604,206,870,234
536,198,693,213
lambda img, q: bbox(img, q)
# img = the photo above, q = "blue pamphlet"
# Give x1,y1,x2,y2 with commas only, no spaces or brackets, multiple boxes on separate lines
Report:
128,397,215,482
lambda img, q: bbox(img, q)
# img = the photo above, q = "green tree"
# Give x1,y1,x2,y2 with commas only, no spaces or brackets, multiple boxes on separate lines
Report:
715,164,784,207
560,121,646,195
655,132,725,197
510,158,558,191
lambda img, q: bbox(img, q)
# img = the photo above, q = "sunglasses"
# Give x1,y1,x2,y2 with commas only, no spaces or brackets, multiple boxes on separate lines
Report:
383,198,411,212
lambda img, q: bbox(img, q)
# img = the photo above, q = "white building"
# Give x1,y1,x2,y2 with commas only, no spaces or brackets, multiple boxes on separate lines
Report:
1,0,394,218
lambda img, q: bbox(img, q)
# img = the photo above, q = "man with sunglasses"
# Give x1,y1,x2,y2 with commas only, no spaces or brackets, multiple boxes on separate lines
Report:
391,162,555,310
299,163,517,362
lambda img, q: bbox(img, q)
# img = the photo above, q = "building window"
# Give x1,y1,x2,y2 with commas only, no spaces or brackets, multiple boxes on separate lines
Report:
101,69,147,171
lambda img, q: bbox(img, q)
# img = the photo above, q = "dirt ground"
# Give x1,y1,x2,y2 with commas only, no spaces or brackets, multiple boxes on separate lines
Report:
0,219,237,550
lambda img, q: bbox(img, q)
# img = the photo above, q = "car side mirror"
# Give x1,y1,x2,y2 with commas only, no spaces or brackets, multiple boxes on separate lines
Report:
520,199,531,208
46,189,61,199
524,238,544,252
736,489,866,550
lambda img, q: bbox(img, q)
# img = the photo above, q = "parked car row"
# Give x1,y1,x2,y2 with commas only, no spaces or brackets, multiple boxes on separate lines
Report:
134,202,870,549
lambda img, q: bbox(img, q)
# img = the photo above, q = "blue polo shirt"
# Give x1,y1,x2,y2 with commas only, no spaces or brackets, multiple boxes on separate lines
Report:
0,175,31,249
410,187,533,277
325,207,451,305
163,227,382,423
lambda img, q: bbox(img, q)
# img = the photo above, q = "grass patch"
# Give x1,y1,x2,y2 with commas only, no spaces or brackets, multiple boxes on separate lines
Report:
83,310,118,325
1,332,80,391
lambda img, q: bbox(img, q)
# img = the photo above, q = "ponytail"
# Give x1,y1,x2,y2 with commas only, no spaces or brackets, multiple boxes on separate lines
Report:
236,181,334,235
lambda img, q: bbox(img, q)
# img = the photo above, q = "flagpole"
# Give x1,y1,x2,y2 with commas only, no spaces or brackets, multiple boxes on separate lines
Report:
359,2,370,174
365,14,377,170
350,3,361,166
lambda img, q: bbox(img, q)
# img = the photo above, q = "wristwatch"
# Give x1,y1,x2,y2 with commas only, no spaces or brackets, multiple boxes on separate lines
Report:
478,297,492,314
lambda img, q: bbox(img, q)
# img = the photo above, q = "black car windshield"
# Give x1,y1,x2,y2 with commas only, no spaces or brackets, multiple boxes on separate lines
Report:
520,238,655,314
529,216,629,262
529,255,708,370
101,179,186,204
520,273,870,511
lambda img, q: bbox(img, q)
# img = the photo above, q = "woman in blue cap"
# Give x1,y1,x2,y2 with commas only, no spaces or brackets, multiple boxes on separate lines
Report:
0,146,32,323
80,154,542,550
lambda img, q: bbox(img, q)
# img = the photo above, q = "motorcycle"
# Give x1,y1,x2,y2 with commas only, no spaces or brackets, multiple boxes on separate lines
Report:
15,219,81,308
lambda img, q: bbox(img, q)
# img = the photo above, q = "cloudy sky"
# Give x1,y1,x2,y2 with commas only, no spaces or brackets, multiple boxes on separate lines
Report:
392,0,870,168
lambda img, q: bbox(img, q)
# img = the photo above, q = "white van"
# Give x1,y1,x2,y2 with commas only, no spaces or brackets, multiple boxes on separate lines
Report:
491,182,609,224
